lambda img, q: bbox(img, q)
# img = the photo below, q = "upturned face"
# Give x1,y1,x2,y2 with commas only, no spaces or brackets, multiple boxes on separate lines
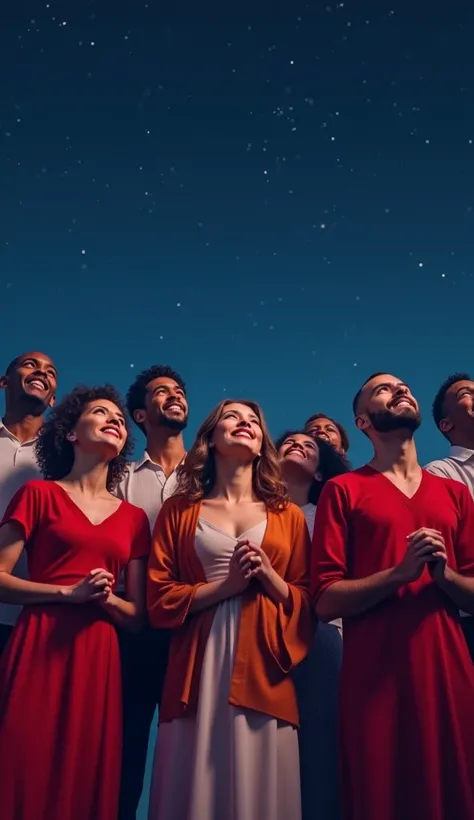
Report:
306,417,343,451
356,373,421,435
1,351,57,410
278,433,321,480
70,399,127,459
211,402,263,461
136,376,188,431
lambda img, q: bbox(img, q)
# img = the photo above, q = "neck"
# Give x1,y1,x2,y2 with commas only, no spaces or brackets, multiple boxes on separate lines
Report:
145,428,186,476
370,432,419,477
450,432,474,450
281,470,312,508
2,405,46,444
63,453,110,496
212,456,255,502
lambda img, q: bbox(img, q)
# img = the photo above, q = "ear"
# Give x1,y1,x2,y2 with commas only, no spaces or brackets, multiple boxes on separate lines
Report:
133,408,146,425
0,375,7,390
314,470,322,482
355,413,369,432
66,432,77,443
48,393,56,408
439,418,453,435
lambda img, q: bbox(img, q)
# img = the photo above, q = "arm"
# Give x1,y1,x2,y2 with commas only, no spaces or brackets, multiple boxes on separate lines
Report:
100,558,147,630
312,481,408,621
0,521,70,604
259,569,291,613
431,485,474,614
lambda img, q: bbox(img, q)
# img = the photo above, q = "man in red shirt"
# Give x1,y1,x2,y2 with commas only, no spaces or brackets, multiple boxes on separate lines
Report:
311,372,474,820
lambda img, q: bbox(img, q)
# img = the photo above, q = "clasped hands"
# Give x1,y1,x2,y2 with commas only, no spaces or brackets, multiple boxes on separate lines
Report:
225,538,273,596
397,527,450,585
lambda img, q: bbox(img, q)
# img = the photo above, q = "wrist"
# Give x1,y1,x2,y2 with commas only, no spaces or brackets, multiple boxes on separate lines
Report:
58,585,74,601
437,565,453,589
389,565,407,589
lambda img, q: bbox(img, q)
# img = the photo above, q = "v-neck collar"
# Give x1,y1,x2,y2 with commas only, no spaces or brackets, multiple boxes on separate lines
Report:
53,482,124,527
363,464,426,503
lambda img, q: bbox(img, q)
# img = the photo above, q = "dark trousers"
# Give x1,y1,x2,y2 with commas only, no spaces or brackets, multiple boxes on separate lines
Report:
462,617,474,663
0,623,13,656
118,625,170,820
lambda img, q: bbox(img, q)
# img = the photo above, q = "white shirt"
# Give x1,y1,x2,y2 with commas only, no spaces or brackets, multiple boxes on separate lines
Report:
115,451,184,590
302,502,342,635
0,422,41,626
425,445,474,618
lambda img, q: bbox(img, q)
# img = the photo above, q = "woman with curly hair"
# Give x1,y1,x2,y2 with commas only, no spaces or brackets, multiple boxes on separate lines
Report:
0,385,150,820
147,400,314,820
276,430,350,820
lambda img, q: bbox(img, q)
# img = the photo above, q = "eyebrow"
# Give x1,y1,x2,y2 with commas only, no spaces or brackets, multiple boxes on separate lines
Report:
94,405,125,420
455,384,474,396
21,357,57,376
369,381,409,396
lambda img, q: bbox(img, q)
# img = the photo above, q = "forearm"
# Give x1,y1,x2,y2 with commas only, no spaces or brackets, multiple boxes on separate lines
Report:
99,594,146,630
261,569,292,614
188,578,233,614
0,572,68,605
316,567,403,620
438,569,474,615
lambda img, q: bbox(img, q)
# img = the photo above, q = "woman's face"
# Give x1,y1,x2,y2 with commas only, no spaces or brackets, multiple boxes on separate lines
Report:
278,433,320,479
211,402,263,461
306,417,343,451
71,400,127,459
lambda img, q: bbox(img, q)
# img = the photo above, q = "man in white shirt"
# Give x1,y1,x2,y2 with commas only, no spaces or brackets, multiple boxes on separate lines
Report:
425,372,474,660
116,364,188,820
0,351,57,653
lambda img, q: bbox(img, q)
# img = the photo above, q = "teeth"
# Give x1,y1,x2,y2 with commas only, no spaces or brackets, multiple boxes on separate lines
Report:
29,380,45,389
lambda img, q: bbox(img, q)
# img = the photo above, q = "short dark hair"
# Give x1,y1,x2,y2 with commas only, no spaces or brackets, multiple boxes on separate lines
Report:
432,373,472,436
126,365,186,433
275,429,351,505
304,413,350,453
352,372,386,416
5,356,19,376
35,385,132,491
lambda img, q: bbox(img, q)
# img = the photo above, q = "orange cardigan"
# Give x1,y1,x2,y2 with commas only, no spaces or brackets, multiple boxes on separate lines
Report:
147,496,315,727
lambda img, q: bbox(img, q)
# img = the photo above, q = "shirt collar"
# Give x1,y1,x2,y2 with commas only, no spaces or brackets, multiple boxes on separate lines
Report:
133,450,186,472
0,420,37,446
448,445,474,463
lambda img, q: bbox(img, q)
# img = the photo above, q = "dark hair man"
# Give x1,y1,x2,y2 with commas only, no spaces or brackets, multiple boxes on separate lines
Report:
425,372,474,659
304,413,350,454
312,372,474,820
115,364,188,820
0,351,57,653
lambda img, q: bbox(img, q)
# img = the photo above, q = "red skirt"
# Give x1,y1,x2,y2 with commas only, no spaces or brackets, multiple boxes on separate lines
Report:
0,604,122,820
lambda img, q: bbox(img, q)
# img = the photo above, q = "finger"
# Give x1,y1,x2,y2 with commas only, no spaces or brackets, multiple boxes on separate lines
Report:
412,543,441,559
235,539,250,550
90,590,109,600
234,545,251,560
410,536,445,553
407,529,442,543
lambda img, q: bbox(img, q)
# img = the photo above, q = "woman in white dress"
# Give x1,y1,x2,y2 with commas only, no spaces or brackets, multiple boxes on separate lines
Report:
276,430,350,820
147,401,315,820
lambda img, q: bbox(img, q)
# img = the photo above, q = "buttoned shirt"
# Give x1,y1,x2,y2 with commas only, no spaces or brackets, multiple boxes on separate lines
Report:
425,445,474,618
115,451,184,590
0,422,42,625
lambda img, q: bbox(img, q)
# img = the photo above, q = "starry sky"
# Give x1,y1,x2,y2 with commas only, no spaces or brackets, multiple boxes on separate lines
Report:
2,1,474,471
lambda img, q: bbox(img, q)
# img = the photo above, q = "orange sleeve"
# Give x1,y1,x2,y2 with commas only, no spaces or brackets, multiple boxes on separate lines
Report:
262,507,315,674
147,499,205,629
311,480,349,605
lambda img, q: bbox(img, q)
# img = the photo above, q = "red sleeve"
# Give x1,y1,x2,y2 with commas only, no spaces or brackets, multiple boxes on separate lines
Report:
129,508,151,561
311,479,350,605
0,480,42,541
453,484,474,576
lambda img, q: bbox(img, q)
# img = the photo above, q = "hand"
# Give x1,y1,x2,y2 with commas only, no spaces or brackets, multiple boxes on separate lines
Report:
395,528,445,585
67,568,115,603
224,542,251,596
241,540,273,582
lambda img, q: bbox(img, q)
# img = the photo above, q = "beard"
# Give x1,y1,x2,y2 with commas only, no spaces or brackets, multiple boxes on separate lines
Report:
368,408,421,434
158,410,188,432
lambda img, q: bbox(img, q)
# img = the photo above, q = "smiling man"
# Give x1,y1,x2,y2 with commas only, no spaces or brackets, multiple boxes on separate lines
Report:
116,364,188,820
0,350,58,652
311,372,474,820
425,373,474,660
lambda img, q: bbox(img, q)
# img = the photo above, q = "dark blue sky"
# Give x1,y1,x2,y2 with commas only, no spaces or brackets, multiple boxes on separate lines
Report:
1,2,473,468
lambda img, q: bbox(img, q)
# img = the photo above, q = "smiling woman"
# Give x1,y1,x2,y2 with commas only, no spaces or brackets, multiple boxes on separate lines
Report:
147,399,314,820
0,384,151,820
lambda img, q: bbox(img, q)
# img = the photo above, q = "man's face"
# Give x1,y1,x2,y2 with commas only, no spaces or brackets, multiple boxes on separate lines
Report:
440,379,474,439
134,377,188,432
0,351,57,411
356,373,421,435
306,416,344,452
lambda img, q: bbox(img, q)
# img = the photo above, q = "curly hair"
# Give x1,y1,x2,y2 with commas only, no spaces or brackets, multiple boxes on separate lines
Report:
432,373,471,439
176,399,288,511
35,385,133,491
304,412,350,453
276,429,351,505
126,364,186,433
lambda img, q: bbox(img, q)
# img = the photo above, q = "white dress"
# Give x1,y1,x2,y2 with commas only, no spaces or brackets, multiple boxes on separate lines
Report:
148,517,302,820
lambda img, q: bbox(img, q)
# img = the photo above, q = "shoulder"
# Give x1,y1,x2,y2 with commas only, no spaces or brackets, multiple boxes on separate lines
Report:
424,458,455,478
279,501,307,524
120,499,149,526
423,469,472,502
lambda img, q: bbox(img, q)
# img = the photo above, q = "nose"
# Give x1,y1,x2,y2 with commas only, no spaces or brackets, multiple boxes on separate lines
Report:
393,384,409,398
107,416,120,427
237,419,251,428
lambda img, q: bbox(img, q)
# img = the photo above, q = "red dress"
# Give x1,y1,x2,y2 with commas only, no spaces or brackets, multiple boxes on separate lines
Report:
311,467,474,820
0,479,150,820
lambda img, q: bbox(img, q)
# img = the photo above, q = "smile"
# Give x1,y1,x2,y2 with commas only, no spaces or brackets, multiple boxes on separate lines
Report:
101,427,120,439
232,430,253,439
26,378,47,391
166,403,184,412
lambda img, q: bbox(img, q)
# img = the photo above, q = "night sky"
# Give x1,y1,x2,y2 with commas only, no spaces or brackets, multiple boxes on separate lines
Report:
2,3,474,469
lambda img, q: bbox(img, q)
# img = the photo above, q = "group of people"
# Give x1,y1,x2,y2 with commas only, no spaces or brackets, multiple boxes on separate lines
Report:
0,351,473,820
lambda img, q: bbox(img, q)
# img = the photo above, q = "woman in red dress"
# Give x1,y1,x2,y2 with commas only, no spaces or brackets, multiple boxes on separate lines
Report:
0,384,150,820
